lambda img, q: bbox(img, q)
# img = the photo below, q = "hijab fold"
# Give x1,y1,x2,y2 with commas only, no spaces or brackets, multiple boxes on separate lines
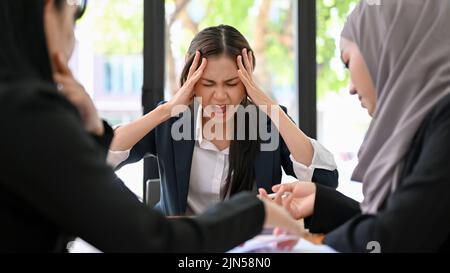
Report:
0,0,53,82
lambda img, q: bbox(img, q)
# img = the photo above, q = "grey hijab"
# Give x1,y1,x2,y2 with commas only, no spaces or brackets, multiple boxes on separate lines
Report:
342,0,450,214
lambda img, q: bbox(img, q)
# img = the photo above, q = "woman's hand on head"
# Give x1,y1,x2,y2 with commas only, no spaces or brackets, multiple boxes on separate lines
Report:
52,53,104,136
237,48,275,108
167,51,207,116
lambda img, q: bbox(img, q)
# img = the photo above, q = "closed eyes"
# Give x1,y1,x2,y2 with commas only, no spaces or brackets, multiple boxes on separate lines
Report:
202,83,239,87
340,51,350,69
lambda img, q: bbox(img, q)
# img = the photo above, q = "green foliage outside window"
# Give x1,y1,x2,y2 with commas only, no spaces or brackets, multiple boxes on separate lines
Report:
82,0,358,99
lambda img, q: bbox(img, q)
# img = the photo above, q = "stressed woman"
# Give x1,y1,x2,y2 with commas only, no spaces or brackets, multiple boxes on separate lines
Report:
109,25,338,216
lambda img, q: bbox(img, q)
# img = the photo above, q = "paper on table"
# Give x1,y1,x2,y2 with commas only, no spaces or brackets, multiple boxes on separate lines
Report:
228,234,337,253
228,234,298,253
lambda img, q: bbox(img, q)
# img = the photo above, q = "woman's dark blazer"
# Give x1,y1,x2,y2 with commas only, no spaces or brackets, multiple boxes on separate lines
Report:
305,93,450,253
117,102,339,216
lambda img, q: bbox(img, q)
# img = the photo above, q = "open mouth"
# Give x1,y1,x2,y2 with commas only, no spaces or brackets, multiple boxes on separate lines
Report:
204,104,238,120
212,105,227,117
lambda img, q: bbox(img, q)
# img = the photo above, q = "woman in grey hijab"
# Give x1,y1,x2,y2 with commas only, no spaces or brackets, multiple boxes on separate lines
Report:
262,0,450,252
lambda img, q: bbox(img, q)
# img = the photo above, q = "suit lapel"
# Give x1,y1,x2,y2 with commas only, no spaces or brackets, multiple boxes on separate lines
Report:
254,112,276,192
172,108,196,214
173,139,195,214
254,150,274,192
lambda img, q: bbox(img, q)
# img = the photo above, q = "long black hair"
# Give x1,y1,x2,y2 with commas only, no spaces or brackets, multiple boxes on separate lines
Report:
180,25,261,199
0,0,67,82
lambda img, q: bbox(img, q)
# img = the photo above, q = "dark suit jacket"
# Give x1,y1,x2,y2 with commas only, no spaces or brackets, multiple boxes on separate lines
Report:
305,93,450,253
118,102,339,216
0,81,265,252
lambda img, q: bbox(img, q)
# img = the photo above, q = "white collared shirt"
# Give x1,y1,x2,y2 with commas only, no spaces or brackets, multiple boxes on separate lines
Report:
107,105,337,215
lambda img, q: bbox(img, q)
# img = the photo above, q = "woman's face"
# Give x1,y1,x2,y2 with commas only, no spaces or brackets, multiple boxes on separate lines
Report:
44,0,79,68
340,37,377,116
195,54,246,122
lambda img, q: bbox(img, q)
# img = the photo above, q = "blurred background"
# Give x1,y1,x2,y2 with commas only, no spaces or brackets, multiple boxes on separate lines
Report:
70,0,369,204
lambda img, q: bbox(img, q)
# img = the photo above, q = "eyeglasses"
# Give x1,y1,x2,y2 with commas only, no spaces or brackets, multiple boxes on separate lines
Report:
67,0,88,20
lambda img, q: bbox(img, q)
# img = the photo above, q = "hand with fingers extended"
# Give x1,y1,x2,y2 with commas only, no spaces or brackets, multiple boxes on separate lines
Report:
257,191,306,239
52,53,104,136
260,182,317,220
258,188,304,251
237,48,276,108
166,51,208,116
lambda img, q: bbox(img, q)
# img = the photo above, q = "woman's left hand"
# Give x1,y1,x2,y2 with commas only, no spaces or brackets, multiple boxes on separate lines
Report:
238,50,315,166
237,48,276,108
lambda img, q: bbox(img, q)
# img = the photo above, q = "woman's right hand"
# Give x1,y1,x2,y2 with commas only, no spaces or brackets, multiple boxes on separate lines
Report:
110,52,206,152
259,196,305,237
270,182,317,220
166,51,207,116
